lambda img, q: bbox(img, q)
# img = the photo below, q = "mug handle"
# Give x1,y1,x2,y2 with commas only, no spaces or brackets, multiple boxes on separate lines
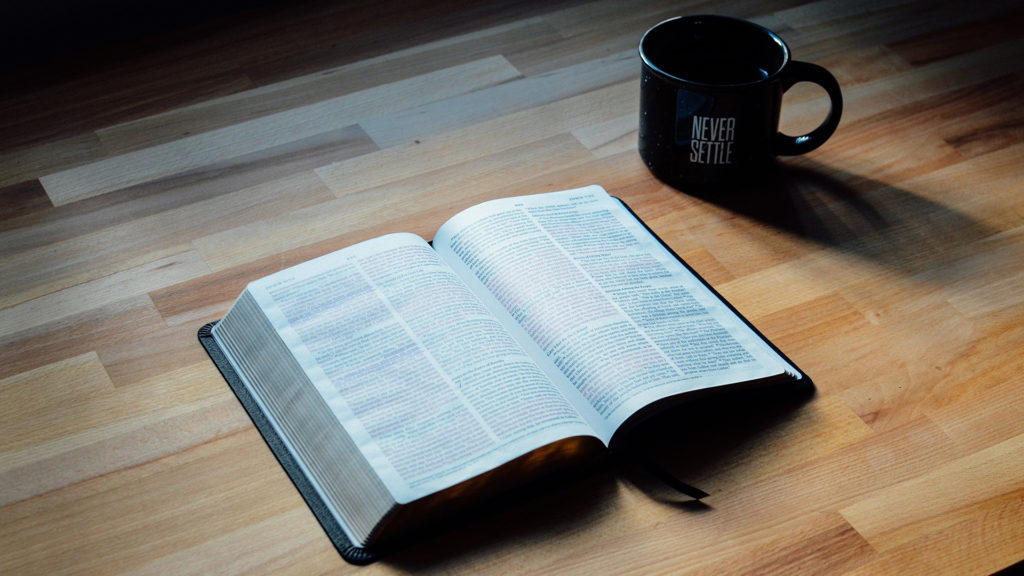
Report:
774,60,843,155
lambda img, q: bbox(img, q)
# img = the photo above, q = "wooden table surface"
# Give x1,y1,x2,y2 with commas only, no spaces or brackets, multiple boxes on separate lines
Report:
2,0,1023,574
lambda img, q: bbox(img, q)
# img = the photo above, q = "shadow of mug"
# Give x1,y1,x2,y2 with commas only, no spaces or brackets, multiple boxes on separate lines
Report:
684,158,998,281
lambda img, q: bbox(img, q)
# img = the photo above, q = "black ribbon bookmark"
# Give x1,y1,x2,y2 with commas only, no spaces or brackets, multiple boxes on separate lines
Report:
641,457,709,500
612,445,709,501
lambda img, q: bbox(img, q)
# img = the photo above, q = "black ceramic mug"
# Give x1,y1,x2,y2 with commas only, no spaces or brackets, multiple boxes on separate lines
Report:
638,15,843,190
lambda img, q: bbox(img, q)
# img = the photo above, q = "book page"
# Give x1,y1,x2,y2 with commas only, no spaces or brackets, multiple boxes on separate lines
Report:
433,186,797,439
244,233,595,503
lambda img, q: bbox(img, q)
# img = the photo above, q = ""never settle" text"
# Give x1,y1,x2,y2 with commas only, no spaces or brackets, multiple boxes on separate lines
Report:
690,115,735,165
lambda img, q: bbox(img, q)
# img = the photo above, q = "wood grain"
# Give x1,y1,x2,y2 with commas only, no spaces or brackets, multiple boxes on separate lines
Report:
2,0,1023,574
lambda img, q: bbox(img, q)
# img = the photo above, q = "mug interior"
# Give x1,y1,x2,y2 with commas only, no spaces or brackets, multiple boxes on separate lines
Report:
640,15,789,86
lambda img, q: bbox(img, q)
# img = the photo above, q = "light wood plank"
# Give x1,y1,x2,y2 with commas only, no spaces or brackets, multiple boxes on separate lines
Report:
0,361,239,505
361,49,635,148
0,430,300,576
0,295,163,380
39,56,522,205
197,132,595,271
0,251,209,339
841,432,1024,553
315,80,637,196
927,375,1024,456
0,353,114,449
0,170,334,310
842,490,1024,575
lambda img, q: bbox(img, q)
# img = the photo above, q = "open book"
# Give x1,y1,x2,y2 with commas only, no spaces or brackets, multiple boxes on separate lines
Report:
199,185,806,563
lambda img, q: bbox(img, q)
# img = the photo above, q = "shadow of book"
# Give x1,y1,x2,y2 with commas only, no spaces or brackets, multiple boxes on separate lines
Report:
383,448,618,570
384,378,815,570
683,159,997,282
611,377,816,507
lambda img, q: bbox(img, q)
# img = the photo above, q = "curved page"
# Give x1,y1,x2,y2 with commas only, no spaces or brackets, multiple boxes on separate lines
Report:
434,186,797,439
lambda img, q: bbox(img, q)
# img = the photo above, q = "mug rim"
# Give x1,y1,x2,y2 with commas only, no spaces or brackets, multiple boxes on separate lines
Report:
639,14,791,88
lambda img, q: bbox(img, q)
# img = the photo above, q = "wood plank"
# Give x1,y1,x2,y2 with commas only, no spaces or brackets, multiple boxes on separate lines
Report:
93,16,562,155
0,133,106,189
0,353,115,453
120,506,339,576
0,180,52,222
360,49,636,148
842,489,1024,576
571,113,637,158
0,169,336,310
0,430,306,575
197,132,596,271
927,375,1024,456
0,251,208,339
840,433,1024,553
38,56,522,205
0,389,248,507
647,512,876,576
315,79,637,196
0,295,164,379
